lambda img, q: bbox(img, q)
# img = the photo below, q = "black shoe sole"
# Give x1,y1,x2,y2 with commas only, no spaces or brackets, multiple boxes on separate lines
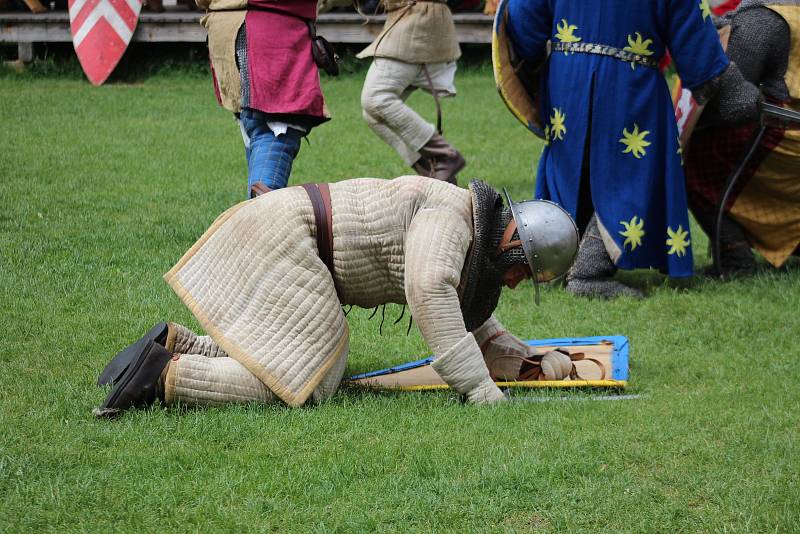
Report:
97,322,168,387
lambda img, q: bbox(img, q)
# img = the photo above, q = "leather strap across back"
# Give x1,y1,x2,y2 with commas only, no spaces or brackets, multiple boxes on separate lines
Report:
301,183,339,295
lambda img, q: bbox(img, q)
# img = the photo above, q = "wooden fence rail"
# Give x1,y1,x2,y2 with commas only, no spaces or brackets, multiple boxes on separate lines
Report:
0,11,493,62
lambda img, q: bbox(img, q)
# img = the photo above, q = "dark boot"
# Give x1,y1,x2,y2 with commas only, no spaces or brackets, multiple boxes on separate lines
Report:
565,215,644,299
97,322,169,387
411,157,434,179
93,341,173,418
417,133,465,185
704,215,756,277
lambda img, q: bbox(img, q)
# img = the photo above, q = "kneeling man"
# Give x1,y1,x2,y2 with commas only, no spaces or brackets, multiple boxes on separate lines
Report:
95,176,578,416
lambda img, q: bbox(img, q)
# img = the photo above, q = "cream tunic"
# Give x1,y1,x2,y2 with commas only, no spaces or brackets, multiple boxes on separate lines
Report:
356,1,461,64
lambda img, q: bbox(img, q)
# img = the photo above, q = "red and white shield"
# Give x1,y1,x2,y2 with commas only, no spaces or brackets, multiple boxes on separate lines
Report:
69,0,142,86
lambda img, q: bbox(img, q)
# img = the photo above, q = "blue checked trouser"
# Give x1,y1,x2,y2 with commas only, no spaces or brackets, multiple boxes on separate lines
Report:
239,108,303,196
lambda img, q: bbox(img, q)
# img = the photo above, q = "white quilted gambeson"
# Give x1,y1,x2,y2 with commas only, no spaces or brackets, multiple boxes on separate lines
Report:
164,176,504,407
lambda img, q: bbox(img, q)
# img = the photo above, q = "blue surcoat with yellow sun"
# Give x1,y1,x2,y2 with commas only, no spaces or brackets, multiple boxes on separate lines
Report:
506,0,729,277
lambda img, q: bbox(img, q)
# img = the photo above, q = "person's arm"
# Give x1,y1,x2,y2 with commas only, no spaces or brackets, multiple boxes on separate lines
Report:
667,0,759,123
472,315,528,380
666,0,730,91
404,208,505,404
472,315,574,381
505,0,552,64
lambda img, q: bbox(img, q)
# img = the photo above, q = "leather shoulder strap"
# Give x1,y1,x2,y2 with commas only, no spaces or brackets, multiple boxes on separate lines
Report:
301,183,338,295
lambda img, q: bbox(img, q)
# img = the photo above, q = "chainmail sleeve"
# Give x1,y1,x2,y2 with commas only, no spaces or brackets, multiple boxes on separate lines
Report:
235,23,250,109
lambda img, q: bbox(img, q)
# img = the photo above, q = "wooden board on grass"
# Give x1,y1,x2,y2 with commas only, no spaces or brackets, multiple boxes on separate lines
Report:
347,335,629,390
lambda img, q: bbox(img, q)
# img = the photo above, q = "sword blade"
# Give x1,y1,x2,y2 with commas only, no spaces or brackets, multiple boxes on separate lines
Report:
761,102,800,126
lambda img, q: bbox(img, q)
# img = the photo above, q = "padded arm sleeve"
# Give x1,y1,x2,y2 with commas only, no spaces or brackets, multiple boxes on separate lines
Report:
431,332,506,404
404,208,473,355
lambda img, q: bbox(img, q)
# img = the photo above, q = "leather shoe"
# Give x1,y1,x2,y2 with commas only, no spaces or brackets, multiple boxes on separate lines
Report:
417,133,465,185
93,340,173,418
98,322,169,387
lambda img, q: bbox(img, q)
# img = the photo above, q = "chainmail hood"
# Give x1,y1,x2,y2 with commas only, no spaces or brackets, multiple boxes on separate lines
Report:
717,0,796,102
719,0,800,25
460,180,528,331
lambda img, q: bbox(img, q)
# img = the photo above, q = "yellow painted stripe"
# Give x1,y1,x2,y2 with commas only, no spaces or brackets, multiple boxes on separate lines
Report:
378,380,627,392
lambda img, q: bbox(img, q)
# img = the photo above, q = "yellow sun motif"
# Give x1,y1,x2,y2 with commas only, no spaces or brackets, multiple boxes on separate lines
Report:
620,123,651,159
623,32,654,70
699,0,711,20
550,108,566,141
555,19,581,54
619,216,645,251
666,225,691,257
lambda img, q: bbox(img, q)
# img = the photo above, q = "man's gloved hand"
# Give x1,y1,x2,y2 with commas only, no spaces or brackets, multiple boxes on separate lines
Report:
716,62,762,124
473,316,530,380
694,62,762,124
432,333,506,405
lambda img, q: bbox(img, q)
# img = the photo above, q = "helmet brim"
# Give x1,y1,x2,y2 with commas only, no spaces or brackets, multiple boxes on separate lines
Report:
503,188,542,305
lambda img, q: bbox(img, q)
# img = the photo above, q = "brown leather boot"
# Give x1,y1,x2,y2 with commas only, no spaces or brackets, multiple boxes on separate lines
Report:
417,133,465,185
411,157,433,178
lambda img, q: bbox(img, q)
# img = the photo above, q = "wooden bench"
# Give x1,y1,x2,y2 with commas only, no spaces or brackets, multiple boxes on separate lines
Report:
0,10,493,62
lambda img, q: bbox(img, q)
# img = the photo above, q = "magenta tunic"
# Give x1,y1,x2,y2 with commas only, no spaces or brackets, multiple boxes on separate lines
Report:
242,0,327,123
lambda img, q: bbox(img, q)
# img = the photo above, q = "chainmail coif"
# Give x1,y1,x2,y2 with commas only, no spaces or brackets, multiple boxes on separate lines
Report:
695,1,794,125
460,180,528,331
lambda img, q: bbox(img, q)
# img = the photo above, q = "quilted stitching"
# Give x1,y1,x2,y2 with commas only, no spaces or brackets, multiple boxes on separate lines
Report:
165,177,476,407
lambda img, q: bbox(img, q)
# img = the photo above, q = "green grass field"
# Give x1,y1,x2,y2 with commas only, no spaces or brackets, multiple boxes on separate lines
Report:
1,64,799,532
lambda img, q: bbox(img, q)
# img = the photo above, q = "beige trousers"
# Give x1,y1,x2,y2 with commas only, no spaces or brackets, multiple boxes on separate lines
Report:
163,324,347,407
361,57,457,166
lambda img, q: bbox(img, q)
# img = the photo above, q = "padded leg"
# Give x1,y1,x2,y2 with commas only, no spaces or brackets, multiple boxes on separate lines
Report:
171,323,228,358
165,354,278,407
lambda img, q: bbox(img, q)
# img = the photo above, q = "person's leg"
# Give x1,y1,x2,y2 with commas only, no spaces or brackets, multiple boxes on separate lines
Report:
239,108,303,197
164,354,278,407
691,206,756,276
565,214,644,299
95,333,344,414
408,61,465,184
170,323,228,358
361,58,436,167
362,108,423,166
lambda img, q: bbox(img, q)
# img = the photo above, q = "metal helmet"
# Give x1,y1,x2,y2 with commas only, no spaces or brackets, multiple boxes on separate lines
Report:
502,189,579,304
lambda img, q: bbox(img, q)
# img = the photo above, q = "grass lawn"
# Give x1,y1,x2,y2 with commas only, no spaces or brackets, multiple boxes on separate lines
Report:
1,64,799,532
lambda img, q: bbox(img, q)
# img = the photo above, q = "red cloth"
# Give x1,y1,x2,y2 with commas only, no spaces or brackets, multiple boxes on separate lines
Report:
244,0,327,121
712,0,741,15
684,121,785,217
